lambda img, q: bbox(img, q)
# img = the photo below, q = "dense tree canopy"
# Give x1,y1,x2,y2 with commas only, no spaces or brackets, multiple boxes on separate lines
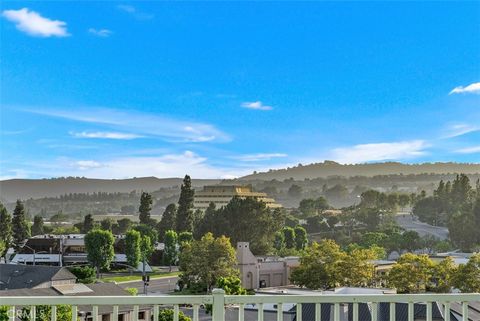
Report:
194,197,285,254
179,233,238,292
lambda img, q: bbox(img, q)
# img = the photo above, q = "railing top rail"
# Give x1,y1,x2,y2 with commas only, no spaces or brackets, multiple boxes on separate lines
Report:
224,293,480,304
0,295,213,306
1,293,479,306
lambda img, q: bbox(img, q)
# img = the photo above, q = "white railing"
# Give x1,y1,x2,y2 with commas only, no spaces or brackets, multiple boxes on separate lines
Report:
1,291,479,321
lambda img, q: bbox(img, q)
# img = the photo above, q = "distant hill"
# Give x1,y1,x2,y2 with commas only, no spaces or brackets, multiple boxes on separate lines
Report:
0,177,220,202
240,161,480,181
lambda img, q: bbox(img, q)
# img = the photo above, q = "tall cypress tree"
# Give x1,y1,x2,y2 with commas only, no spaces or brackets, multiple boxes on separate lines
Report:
32,215,45,236
83,214,95,233
139,192,153,225
176,175,195,232
12,200,30,249
157,203,177,242
0,203,13,257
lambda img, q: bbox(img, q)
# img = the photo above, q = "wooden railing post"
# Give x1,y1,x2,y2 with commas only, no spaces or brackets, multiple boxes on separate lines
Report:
212,288,225,321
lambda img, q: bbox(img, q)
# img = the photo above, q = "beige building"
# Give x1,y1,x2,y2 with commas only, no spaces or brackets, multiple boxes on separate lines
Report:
194,185,282,210
236,242,299,290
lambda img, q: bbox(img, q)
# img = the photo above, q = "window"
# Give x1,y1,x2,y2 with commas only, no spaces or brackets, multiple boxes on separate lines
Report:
138,312,145,320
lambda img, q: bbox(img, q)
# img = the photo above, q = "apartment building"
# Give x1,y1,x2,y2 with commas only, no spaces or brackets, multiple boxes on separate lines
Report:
194,185,282,211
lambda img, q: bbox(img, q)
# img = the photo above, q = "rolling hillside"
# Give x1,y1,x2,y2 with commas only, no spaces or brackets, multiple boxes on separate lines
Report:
240,161,480,181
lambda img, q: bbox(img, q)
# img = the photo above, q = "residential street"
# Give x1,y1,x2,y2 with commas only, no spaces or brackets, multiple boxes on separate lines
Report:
395,212,449,240
118,276,179,295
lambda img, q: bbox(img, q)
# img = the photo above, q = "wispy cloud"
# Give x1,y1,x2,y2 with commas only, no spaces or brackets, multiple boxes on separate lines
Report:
454,146,480,154
117,4,154,20
331,140,428,164
449,82,480,95
88,28,112,37
234,153,288,162
241,101,273,111
26,107,230,143
2,8,69,37
70,131,142,140
443,123,479,138
73,160,102,170
65,151,248,179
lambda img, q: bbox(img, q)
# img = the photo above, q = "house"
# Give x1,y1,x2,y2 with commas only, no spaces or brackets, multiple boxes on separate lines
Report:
0,264,76,290
1,282,151,321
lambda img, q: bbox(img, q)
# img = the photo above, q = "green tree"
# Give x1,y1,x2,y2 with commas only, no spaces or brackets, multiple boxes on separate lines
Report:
290,240,345,289
387,253,434,293
115,218,133,234
452,254,480,293
12,200,30,248
100,218,114,232
0,203,13,257
199,197,285,254
216,276,247,295
294,226,308,250
338,248,376,287
68,266,96,284
84,229,115,277
82,214,95,234
283,227,295,249
178,231,193,250
133,224,158,246
155,309,191,321
139,192,153,225
194,202,216,239
125,229,142,269
430,257,456,293
164,230,179,271
157,204,177,242
31,215,45,236
179,233,238,292
288,184,303,198
176,175,195,233
273,231,285,251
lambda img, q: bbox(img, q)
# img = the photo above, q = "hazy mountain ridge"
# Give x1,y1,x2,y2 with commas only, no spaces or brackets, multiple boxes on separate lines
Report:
0,177,221,202
240,161,480,181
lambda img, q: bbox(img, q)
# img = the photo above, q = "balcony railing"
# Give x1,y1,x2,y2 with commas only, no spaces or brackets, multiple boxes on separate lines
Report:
1,291,479,321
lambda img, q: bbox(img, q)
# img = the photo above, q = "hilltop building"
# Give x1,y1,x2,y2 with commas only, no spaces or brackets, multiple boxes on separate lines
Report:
194,185,282,211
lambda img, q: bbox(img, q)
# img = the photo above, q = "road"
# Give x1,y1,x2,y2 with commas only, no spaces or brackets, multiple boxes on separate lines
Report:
118,276,179,295
395,213,449,240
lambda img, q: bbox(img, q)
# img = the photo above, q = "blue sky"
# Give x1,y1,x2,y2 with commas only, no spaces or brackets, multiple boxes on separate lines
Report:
1,1,479,179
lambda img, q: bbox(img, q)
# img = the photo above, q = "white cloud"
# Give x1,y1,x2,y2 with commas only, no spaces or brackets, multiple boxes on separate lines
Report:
455,146,480,154
64,151,250,179
70,131,142,140
241,101,273,111
116,4,154,20
27,107,230,143
331,140,428,164
88,28,112,37
2,8,69,37
443,123,479,138
73,160,103,170
235,153,288,162
449,82,480,95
